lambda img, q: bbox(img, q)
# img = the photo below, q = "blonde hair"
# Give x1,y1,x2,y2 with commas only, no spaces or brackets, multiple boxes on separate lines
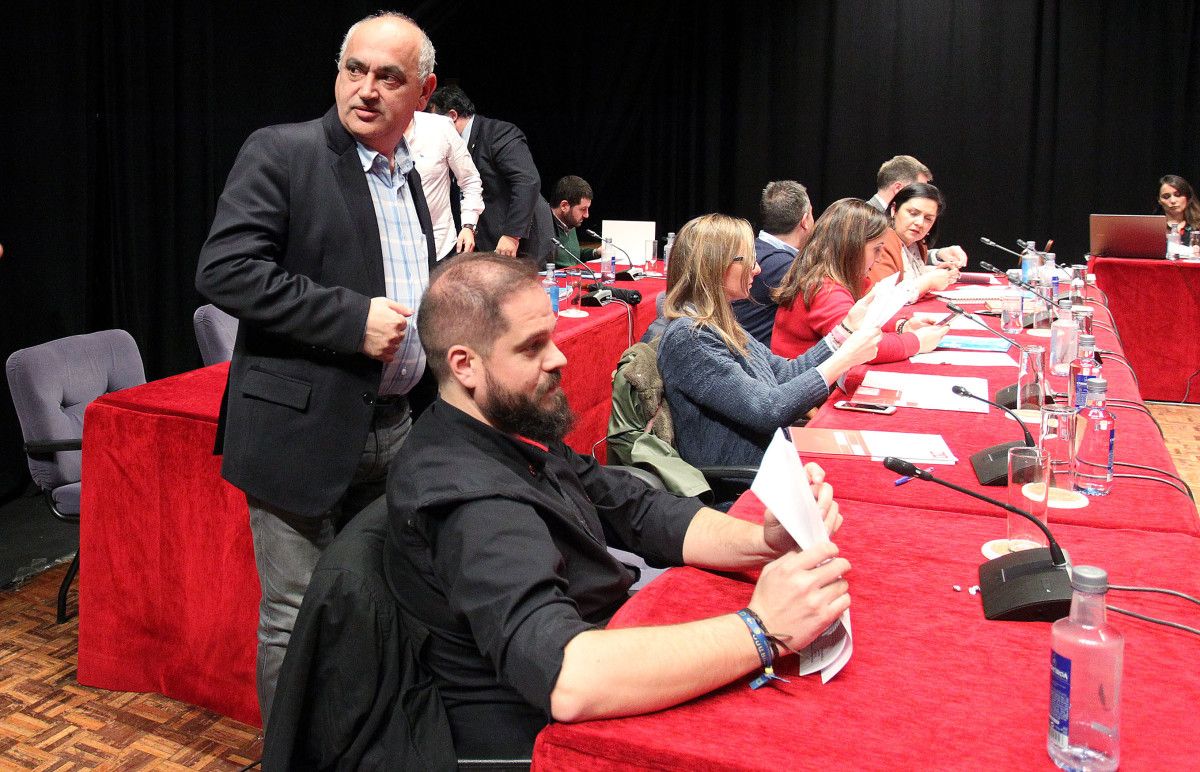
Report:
663,213,757,355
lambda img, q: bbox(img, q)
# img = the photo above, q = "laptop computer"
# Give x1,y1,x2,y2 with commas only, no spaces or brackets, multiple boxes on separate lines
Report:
1088,214,1167,259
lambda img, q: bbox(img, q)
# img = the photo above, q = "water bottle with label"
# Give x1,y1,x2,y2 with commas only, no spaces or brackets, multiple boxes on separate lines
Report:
543,263,559,317
602,238,617,282
1074,377,1115,496
1049,298,1078,376
1048,565,1122,771
1020,241,1038,282
1166,228,1180,260
1067,334,1101,410
663,232,676,276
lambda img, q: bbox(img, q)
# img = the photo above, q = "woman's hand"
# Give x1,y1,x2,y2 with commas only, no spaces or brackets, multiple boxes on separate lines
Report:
913,323,950,353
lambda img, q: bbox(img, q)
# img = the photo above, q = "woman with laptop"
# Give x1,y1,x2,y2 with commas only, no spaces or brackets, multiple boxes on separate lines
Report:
1157,174,1200,246
770,198,949,362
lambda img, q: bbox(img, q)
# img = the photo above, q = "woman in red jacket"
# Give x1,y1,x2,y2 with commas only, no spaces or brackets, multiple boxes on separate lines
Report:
770,198,948,362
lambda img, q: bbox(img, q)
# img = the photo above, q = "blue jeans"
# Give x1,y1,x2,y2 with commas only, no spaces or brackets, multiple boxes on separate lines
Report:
247,400,410,727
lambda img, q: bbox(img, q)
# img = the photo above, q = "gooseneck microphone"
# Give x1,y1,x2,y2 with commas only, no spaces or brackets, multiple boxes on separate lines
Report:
550,237,600,282
881,457,1072,622
944,303,1019,350
979,237,1024,259
585,229,634,270
952,385,1036,487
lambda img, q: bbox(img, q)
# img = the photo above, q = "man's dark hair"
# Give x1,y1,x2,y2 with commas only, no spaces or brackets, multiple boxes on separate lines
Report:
759,180,810,235
889,182,946,247
418,252,539,381
427,85,476,117
552,175,593,207
876,155,931,190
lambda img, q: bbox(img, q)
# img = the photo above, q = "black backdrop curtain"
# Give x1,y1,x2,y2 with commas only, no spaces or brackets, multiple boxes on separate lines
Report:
2,1,1198,498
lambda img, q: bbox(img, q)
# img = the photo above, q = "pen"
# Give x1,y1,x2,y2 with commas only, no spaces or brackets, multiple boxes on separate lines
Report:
893,467,934,486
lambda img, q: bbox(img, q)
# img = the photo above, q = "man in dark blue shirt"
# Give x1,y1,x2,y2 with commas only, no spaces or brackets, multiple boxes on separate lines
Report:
732,180,815,346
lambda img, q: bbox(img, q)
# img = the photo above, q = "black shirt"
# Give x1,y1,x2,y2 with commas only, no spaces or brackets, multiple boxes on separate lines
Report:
385,401,702,756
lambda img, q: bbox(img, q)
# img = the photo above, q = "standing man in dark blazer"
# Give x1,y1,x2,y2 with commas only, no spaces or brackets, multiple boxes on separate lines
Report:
426,85,549,263
195,11,437,725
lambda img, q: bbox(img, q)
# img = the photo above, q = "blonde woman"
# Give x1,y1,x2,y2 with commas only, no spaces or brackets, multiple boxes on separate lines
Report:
656,214,880,467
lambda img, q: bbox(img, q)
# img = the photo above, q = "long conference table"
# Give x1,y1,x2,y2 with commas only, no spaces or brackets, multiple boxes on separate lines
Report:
1090,256,1200,403
534,280,1200,769
77,275,664,727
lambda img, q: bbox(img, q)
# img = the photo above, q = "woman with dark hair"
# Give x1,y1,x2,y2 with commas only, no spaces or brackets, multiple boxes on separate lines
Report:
867,182,959,298
656,213,881,467
771,199,949,361
1157,174,1200,243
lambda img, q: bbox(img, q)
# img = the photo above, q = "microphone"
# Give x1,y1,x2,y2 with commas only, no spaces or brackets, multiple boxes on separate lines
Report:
944,303,1019,350
951,385,1035,487
944,301,1052,410
977,260,1005,277
550,237,599,282
881,457,1072,622
584,229,637,278
979,237,1023,259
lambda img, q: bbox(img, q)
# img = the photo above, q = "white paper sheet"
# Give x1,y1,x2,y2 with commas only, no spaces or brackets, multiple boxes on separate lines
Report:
862,279,913,328
750,431,852,682
910,351,1020,367
932,287,1025,304
859,370,989,412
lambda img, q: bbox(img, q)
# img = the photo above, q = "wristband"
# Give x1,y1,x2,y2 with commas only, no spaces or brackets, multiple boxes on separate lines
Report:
896,318,907,334
736,608,788,689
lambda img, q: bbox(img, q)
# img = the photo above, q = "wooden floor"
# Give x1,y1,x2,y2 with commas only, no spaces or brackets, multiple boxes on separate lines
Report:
0,403,1196,770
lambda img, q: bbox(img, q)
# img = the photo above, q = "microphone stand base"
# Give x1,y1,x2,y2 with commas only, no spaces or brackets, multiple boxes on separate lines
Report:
994,382,1053,410
968,440,1027,486
978,548,1072,622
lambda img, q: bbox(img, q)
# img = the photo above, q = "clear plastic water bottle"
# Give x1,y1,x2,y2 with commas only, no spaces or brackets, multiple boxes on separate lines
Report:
1020,241,1038,283
1048,565,1122,771
1067,334,1101,410
1043,252,1059,300
1071,305,1093,336
1166,228,1180,260
1049,299,1078,376
1074,377,1114,496
543,263,559,317
602,238,617,282
663,232,676,276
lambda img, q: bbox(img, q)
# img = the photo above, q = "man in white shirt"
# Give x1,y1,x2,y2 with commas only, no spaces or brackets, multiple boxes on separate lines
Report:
405,111,485,259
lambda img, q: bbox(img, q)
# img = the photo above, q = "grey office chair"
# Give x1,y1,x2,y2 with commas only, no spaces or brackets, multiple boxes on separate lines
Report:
193,303,238,366
5,329,146,622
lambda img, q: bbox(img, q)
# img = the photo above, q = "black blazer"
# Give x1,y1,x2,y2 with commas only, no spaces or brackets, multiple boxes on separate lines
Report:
196,108,436,517
466,115,546,260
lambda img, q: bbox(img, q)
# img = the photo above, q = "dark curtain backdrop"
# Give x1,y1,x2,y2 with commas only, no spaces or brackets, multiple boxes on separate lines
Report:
2,1,1198,499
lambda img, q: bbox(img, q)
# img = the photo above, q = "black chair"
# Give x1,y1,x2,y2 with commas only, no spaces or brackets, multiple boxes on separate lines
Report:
5,330,146,622
264,496,530,771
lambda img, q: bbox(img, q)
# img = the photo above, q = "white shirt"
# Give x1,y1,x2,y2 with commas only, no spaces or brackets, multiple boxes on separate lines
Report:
405,112,485,259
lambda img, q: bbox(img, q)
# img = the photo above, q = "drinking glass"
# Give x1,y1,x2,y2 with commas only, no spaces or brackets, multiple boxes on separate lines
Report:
1016,344,1047,413
1007,446,1049,551
1039,405,1078,504
1000,296,1023,334
644,239,658,272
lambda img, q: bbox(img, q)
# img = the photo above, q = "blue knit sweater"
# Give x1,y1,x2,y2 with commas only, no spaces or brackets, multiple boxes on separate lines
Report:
657,317,832,467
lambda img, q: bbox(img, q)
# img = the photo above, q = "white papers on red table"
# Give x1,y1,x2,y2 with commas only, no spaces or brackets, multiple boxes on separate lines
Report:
789,427,957,466
853,371,989,413
751,430,852,682
933,286,1025,304
910,350,1019,367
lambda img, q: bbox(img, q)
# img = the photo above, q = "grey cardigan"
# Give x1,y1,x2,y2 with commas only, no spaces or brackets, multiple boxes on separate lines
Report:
657,317,832,467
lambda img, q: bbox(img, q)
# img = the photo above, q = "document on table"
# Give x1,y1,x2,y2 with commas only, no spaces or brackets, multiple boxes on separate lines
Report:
789,427,957,465
910,350,1019,367
751,430,852,683
853,371,989,412
933,286,1025,304
936,335,1012,352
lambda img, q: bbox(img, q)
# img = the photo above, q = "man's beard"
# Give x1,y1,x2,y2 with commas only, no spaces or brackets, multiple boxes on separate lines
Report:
481,369,575,444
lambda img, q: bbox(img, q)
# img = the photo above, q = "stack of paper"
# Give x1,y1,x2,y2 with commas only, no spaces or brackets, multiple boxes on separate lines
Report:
852,371,989,412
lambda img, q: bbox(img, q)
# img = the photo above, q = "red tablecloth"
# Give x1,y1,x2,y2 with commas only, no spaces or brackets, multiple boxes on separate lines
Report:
77,279,663,726
1090,257,1200,402
804,291,1198,535
533,495,1200,771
